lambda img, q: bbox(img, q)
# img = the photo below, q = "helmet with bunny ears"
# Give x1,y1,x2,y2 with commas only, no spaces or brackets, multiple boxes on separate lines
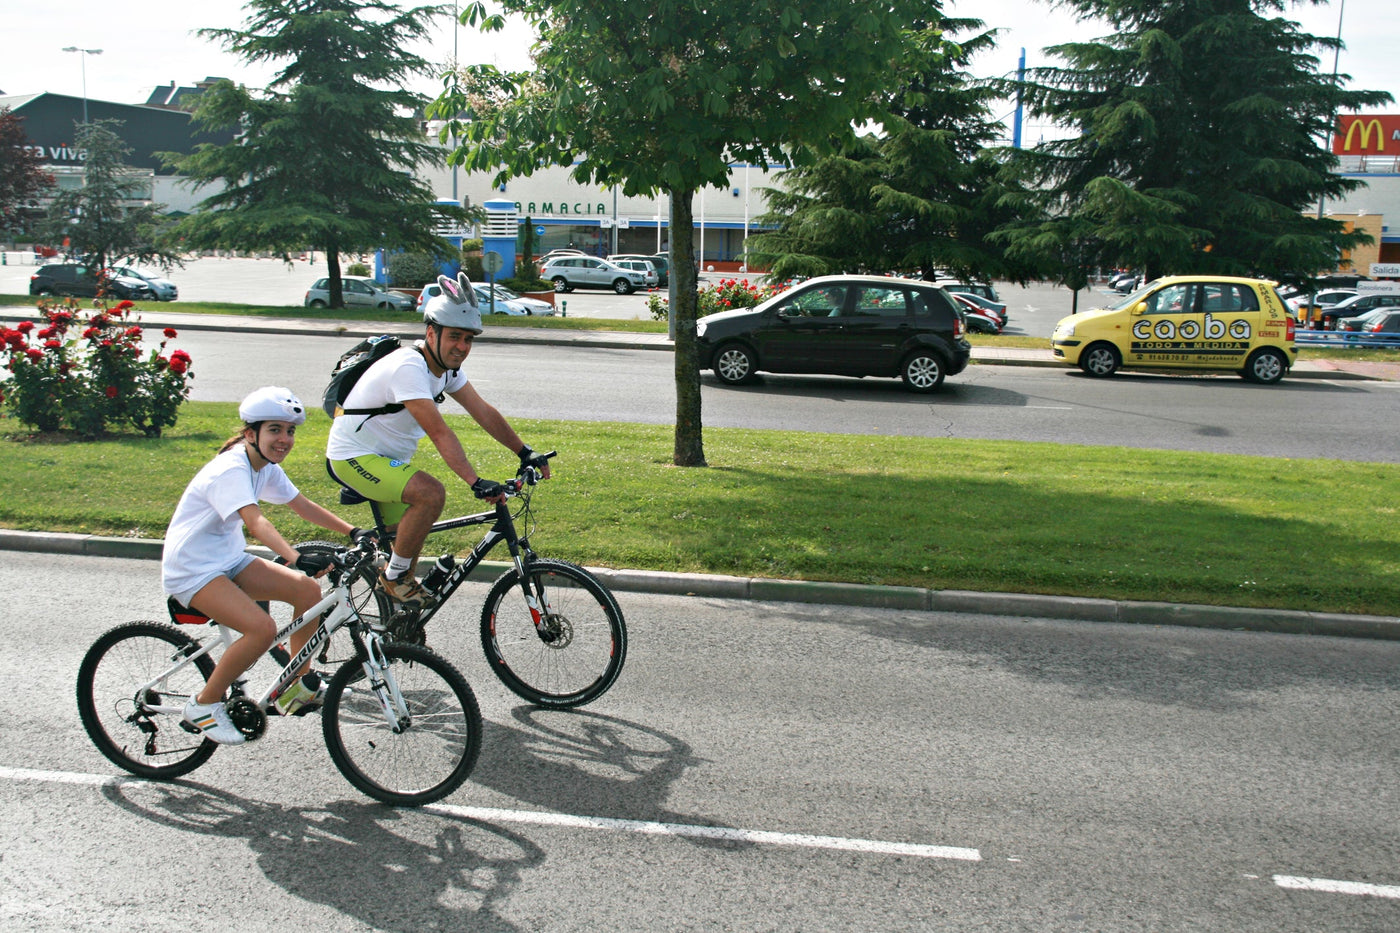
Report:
423,271,483,334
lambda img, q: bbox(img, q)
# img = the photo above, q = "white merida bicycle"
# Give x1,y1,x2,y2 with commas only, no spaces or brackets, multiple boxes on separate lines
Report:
75,539,482,807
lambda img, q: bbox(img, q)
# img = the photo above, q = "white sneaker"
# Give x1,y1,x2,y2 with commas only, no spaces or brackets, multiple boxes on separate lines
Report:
182,697,246,745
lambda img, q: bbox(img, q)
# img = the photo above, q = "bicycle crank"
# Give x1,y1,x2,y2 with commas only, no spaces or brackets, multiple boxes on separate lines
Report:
225,697,268,741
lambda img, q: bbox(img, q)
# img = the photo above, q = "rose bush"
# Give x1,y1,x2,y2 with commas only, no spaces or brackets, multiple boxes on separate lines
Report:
646,277,779,322
1,298,194,437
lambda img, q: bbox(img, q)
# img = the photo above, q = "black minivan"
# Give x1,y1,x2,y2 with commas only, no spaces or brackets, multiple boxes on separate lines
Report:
696,275,971,392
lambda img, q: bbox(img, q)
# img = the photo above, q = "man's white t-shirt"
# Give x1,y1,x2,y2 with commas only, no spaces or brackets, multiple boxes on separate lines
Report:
161,445,300,597
325,345,469,463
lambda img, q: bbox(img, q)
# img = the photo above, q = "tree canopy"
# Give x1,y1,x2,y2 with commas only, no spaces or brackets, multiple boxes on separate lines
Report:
434,0,941,465
1002,0,1393,285
746,22,1034,284
165,0,470,307
42,121,181,273
0,108,54,238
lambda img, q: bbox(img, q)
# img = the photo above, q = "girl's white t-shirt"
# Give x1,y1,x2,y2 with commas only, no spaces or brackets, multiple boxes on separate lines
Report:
325,345,469,463
161,444,299,596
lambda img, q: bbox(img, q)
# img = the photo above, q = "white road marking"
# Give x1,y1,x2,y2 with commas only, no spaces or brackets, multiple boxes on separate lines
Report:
1273,875,1400,900
0,766,980,862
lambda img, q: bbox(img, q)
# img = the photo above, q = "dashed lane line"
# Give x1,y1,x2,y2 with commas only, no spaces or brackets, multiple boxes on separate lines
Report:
1273,875,1400,900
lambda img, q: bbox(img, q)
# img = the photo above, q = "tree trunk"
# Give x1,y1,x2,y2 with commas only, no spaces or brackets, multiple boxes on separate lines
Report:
669,188,706,467
326,246,343,308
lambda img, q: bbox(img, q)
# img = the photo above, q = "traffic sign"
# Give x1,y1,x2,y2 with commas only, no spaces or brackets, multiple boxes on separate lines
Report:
482,251,504,274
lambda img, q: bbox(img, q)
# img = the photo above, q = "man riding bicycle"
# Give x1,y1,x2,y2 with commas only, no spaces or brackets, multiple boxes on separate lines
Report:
326,272,551,609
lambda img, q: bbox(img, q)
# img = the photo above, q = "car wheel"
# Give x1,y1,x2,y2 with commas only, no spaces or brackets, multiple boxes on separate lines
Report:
900,349,946,392
1079,342,1121,377
613,278,635,295
309,299,328,308
1242,348,1287,384
552,277,571,293
713,343,757,385
34,287,55,297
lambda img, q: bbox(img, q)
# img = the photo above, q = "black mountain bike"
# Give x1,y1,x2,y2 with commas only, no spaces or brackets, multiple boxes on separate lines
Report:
296,453,627,709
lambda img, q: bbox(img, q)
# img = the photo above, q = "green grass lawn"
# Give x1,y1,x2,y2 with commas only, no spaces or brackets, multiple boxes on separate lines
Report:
2,404,1396,616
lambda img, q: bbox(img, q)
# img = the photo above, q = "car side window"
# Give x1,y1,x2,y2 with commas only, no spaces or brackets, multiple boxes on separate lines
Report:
847,287,909,318
777,286,848,318
1201,284,1259,313
1145,284,1195,314
912,288,957,317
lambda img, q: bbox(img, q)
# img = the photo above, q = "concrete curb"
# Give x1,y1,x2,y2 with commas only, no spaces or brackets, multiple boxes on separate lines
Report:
5,529,1395,642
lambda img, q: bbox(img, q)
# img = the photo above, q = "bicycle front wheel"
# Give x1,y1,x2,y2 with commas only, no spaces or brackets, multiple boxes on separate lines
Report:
322,643,482,806
481,558,627,708
76,621,218,779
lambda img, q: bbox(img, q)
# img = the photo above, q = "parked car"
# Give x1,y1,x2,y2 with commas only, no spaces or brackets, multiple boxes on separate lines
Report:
107,265,178,301
610,259,658,289
416,281,555,316
696,275,971,392
1345,308,1400,347
540,255,649,294
932,278,1001,303
304,276,413,311
1315,293,1400,330
28,262,155,301
1284,287,1355,313
947,289,1008,322
1107,271,1141,293
1336,307,1395,332
1051,275,1296,384
608,253,669,287
950,293,1003,334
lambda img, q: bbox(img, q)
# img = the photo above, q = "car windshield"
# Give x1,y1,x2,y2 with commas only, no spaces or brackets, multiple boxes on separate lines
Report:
1109,281,1158,311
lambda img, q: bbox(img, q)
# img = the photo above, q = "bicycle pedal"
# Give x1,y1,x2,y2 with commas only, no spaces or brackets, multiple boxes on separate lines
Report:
178,720,201,735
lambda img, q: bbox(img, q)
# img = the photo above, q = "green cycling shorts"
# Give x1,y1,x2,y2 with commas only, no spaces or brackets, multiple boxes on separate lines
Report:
328,455,419,526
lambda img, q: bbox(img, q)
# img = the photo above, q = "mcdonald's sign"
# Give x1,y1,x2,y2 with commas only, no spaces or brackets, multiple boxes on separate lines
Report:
1333,114,1400,155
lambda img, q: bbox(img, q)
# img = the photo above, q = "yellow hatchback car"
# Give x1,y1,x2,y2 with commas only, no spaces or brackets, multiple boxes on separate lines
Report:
1051,276,1297,384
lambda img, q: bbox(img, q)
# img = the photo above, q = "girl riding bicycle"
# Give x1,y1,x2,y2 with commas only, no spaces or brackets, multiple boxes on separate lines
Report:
162,386,358,745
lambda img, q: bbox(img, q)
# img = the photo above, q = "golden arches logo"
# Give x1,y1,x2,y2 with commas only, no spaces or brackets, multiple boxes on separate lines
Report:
1342,117,1385,153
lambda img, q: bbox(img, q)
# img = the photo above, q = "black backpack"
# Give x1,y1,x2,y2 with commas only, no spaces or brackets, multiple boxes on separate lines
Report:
322,335,403,419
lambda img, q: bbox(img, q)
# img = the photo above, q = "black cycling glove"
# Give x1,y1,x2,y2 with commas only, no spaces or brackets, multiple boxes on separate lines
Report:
471,477,506,500
348,526,377,546
517,444,551,473
294,552,334,575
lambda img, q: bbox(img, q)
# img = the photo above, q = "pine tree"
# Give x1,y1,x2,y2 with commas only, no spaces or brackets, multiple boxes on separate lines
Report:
166,0,469,307
1006,0,1392,283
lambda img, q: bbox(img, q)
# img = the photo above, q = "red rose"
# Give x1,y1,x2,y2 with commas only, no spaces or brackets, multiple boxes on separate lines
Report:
115,300,134,312
44,339,60,349
16,321,34,333
171,349,191,362
105,386,119,398
169,356,188,374
125,326,142,337
25,348,43,361
163,328,178,338
36,326,54,339
82,327,100,338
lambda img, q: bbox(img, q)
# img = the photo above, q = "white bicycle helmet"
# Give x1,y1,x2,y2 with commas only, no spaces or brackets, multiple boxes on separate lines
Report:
239,386,307,425
423,272,483,334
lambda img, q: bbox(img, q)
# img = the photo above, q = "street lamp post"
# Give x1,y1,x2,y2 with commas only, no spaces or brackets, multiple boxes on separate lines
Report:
61,46,103,124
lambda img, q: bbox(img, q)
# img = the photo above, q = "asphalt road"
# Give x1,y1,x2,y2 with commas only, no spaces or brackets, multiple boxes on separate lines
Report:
4,553,1399,932
160,329,1400,463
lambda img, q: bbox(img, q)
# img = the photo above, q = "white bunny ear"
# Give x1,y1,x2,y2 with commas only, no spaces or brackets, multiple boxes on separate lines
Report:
457,271,478,308
437,273,459,299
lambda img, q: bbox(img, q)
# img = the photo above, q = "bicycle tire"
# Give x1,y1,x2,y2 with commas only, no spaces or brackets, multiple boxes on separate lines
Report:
322,643,482,806
480,558,627,708
76,621,218,779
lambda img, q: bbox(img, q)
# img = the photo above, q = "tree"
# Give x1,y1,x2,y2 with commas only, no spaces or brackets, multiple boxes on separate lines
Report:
0,108,54,239
166,0,472,308
42,120,181,273
1006,0,1393,284
434,0,936,466
748,23,1034,284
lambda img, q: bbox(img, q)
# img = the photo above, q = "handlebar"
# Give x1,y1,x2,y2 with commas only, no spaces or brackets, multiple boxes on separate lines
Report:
508,449,557,493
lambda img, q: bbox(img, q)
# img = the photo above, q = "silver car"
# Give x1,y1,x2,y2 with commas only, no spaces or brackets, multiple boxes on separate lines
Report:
108,266,179,301
304,276,414,310
540,255,648,294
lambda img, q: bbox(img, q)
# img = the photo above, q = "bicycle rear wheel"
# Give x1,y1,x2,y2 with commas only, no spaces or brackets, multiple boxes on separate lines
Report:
322,643,482,806
480,558,627,708
76,621,218,779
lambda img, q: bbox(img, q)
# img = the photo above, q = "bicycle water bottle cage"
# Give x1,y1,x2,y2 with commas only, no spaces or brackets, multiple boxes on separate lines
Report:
167,597,212,626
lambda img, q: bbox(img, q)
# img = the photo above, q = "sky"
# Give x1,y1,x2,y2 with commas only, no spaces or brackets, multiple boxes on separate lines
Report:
2,0,1396,145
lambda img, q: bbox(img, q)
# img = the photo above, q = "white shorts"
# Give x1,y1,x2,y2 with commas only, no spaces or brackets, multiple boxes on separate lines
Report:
168,552,259,608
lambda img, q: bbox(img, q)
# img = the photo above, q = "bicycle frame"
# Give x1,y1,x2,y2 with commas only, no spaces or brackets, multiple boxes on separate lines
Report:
137,553,411,730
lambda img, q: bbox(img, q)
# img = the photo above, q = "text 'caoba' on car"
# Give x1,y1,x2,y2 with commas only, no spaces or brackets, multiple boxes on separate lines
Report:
1051,275,1296,384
